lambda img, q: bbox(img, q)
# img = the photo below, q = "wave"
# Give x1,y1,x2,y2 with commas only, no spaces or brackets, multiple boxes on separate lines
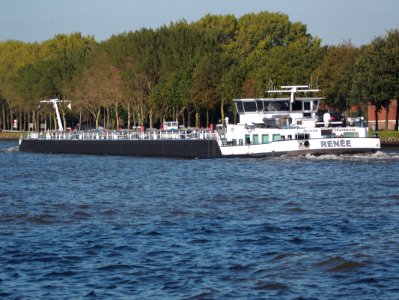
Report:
303,150,399,161
315,256,368,272
0,146,19,153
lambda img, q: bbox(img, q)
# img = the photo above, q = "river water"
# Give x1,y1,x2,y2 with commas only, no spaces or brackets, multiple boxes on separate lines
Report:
0,140,398,299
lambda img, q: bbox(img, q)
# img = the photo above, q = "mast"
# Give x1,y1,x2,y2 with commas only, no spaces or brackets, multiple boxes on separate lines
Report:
40,99,71,131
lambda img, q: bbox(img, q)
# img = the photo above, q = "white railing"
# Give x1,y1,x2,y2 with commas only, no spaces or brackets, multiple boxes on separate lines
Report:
24,129,217,141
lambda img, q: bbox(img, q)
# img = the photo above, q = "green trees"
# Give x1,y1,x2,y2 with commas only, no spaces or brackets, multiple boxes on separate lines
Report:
314,42,360,111
313,30,399,130
351,30,399,130
0,33,94,130
0,12,397,131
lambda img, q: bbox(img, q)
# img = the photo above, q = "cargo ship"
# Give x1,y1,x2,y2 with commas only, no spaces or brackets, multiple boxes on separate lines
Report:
19,85,381,158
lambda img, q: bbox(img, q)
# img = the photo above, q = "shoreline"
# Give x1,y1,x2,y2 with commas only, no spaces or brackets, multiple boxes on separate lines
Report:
0,132,22,140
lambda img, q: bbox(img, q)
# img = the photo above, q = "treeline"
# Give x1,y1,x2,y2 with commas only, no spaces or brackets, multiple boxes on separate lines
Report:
0,11,398,131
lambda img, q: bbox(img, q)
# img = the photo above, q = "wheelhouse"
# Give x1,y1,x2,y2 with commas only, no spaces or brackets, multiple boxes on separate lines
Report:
233,86,323,125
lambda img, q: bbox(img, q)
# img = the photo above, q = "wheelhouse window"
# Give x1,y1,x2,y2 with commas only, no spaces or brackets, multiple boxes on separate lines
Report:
243,101,257,112
263,101,289,111
235,101,244,113
262,134,269,144
256,100,263,111
272,101,289,111
292,101,302,111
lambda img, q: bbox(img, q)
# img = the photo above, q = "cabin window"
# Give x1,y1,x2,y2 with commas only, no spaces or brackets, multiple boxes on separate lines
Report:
273,134,281,142
239,139,243,145
256,100,263,112
304,101,311,111
262,134,269,144
343,132,359,138
243,101,257,112
245,134,251,145
296,134,310,140
321,129,333,137
231,139,237,146
288,135,292,140
252,134,259,145
235,101,244,113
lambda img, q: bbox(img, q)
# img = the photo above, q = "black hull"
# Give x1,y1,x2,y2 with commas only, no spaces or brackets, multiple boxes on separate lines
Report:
19,139,223,159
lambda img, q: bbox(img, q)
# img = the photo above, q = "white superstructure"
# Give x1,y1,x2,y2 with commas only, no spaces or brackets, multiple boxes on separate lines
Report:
217,85,380,156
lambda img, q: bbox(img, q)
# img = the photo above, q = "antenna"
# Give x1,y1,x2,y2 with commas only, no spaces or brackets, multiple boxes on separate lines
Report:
267,86,320,103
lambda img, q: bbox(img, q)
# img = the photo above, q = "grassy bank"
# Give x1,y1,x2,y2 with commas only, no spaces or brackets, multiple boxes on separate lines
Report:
370,130,399,138
0,131,23,140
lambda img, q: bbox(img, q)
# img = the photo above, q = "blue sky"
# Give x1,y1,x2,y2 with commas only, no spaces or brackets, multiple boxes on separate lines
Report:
1,0,398,46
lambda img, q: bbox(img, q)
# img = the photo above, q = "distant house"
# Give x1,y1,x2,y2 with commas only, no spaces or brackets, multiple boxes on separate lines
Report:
367,99,398,130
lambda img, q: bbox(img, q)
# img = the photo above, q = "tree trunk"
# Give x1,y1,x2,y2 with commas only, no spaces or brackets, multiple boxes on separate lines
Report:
62,111,66,131
220,99,225,122
104,107,107,128
9,105,13,130
385,106,389,130
18,106,22,131
79,110,82,131
374,106,379,131
96,108,100,129
187,107,192,128
182,108,186,128
2,103,6,130
140,103,144,126
115,102,119,129
106,107,110,129
132,109,137,127
127,102,131,129
206,110,209,128
32,111,37,131
52,113,57,130
27,111,30,131
149,108,153,128
195,110,200,128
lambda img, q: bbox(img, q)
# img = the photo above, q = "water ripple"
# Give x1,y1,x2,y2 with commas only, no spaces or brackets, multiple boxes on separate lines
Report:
0,141,398,298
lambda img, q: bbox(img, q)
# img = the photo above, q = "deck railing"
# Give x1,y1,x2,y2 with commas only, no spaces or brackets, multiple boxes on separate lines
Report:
24,129,217,141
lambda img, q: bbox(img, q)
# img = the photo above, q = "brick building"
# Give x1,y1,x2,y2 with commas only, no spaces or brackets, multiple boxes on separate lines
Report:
367,99,398,130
